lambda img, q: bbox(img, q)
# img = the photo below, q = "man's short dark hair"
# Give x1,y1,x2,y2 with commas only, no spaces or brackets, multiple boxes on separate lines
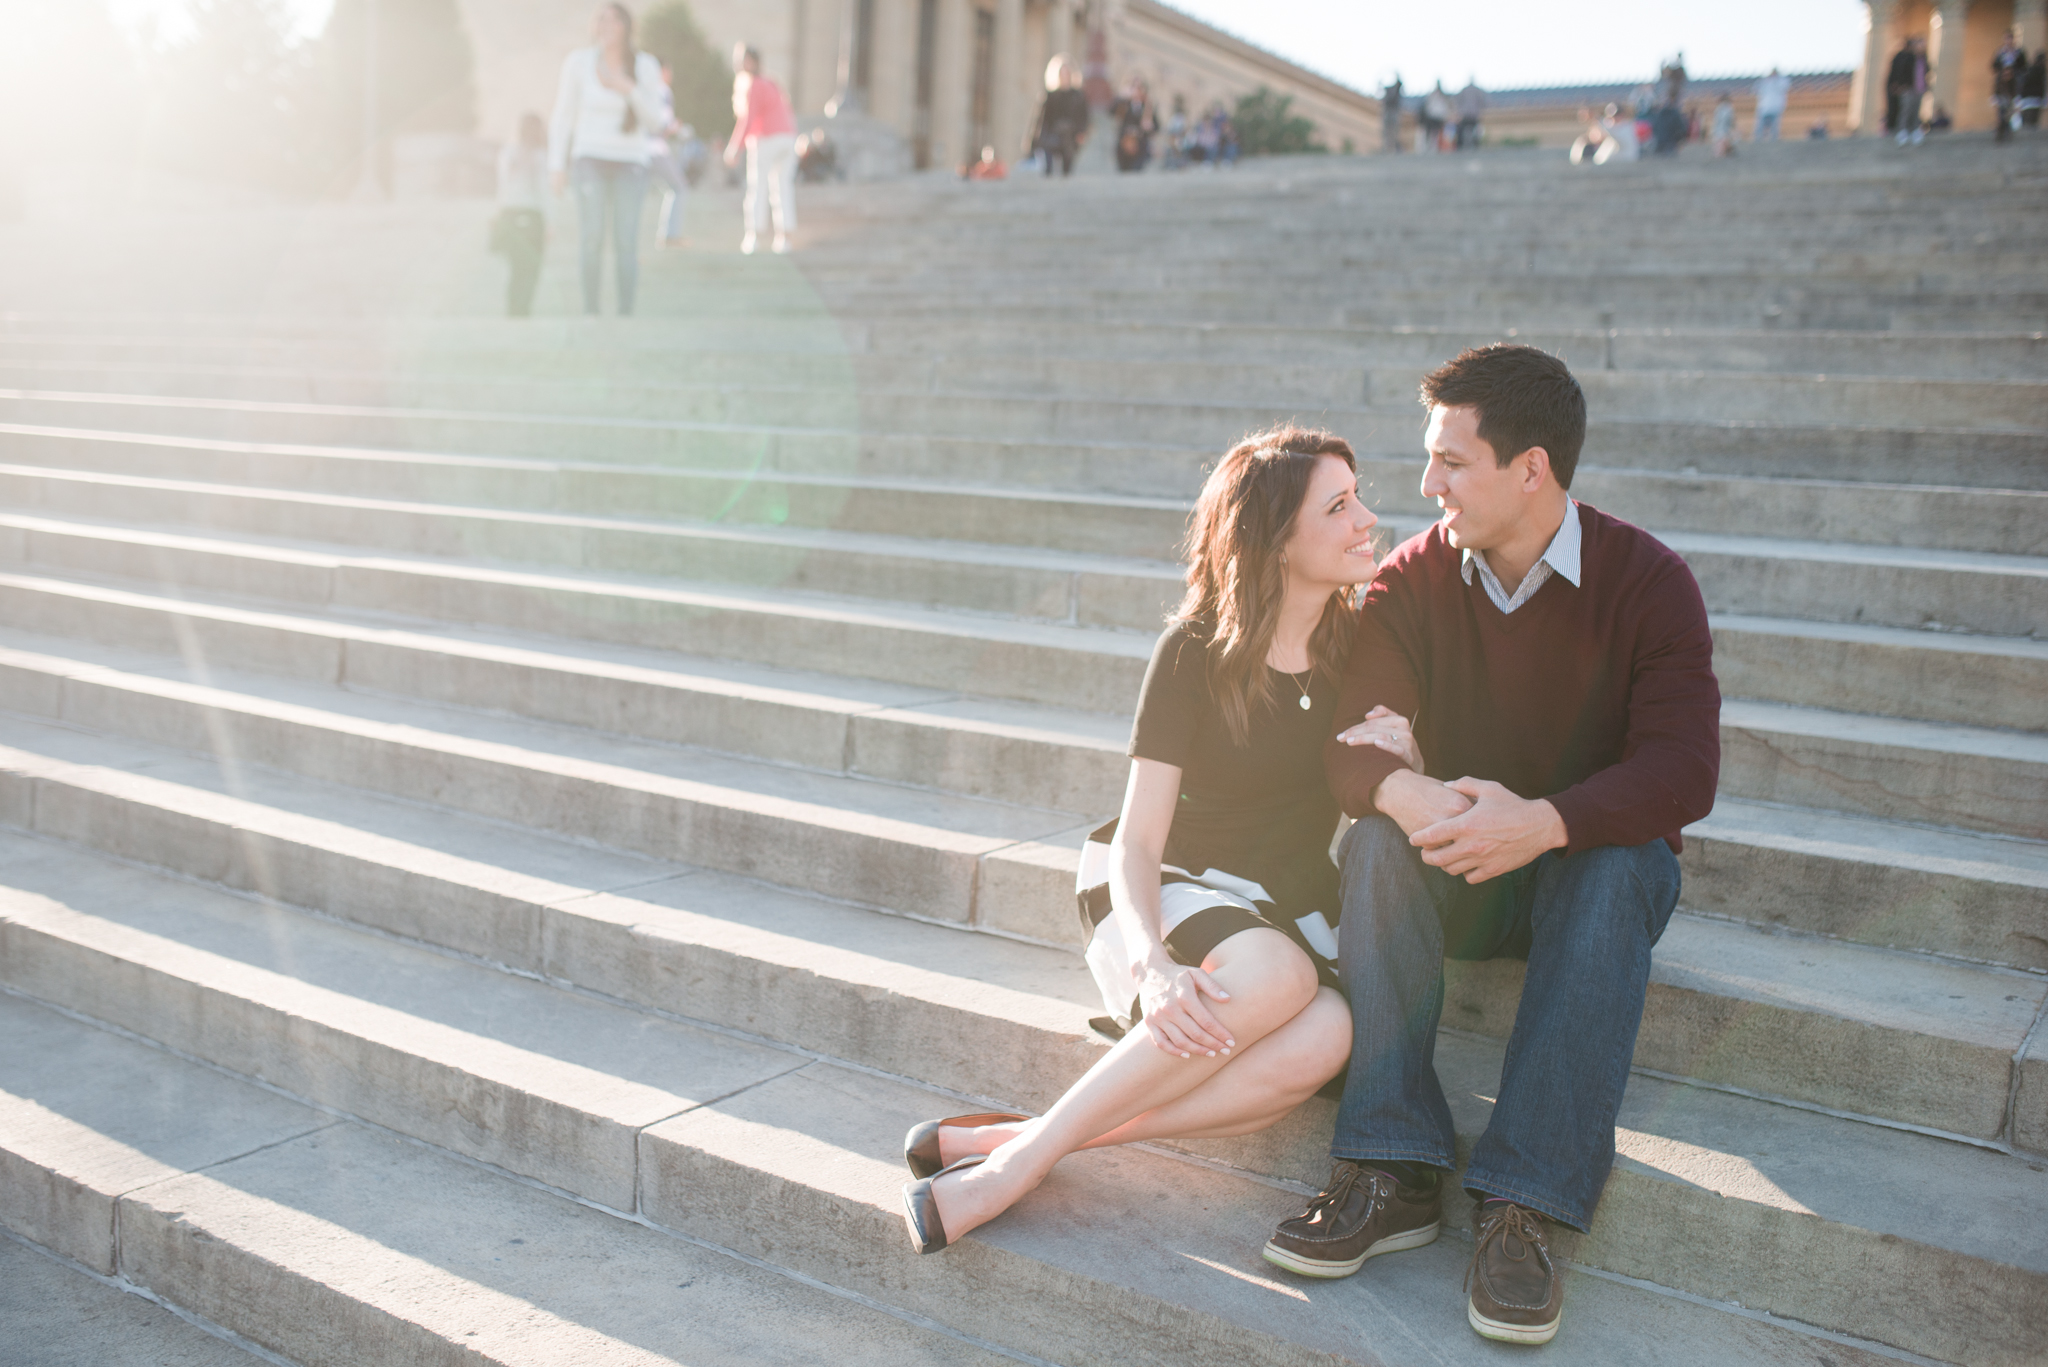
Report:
1419,344,1587,489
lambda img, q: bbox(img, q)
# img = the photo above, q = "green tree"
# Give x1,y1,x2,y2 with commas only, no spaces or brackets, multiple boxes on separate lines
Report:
641,2,736,142
1233,86,1326,157
141,0,308,190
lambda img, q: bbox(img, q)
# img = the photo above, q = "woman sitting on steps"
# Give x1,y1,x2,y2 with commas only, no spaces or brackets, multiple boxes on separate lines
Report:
903,426,1422,1253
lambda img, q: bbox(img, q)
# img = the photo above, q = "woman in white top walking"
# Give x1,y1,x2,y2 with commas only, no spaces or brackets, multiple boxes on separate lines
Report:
549,4,667,315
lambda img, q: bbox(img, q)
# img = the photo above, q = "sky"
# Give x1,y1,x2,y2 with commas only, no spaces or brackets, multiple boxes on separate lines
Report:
104,0,1870,92
1166,0,1869,92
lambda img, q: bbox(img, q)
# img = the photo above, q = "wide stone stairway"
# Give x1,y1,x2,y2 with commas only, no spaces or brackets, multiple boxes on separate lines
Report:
1,139,2044,1366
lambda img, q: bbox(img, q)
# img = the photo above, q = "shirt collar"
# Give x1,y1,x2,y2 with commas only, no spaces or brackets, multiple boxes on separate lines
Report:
1460,499,1582,587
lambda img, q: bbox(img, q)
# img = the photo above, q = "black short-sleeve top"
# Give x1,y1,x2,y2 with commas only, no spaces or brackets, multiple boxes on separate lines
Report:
1127,622,1342,921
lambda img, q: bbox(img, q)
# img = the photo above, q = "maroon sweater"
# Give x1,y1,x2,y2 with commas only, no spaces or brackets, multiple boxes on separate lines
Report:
1327,503,1720,855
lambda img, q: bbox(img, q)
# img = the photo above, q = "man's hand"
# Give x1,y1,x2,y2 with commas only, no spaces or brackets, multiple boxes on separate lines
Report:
1409,778,1568,883
1372,767,1472,837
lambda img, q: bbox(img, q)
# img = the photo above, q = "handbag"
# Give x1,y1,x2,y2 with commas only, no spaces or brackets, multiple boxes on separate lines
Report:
1074,819,1341,1038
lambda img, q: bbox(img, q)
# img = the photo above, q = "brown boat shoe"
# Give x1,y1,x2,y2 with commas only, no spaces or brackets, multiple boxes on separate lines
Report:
1262,1160,1442,1278
1466,1201,1564,1344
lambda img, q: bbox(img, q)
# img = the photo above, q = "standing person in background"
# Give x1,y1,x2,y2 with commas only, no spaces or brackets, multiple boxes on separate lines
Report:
646,61,699,248
1112,78,1157,172
494,113,550,317
1420,82,1451,153
550,3,666,316
1032,56,1090,178
1659,52,1687,109
1454,79,1485,150
1710,92,1737,156
1752,66,1789,141
1888,37,1927,143
724,43,797,254
1380,75,1403,153
1992,31,2025,141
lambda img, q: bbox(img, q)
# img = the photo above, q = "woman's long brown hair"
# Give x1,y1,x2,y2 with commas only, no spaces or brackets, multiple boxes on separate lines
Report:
1174,425,1361,748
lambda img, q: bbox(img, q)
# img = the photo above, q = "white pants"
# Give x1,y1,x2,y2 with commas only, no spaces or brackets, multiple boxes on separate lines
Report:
745,133,797,238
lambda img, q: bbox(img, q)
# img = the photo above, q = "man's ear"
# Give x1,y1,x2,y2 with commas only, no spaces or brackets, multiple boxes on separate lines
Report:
1515,445,1552,493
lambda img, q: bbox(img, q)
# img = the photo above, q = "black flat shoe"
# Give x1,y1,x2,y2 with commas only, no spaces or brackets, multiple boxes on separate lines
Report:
902,1155,986,1255
903,1112,1029,1179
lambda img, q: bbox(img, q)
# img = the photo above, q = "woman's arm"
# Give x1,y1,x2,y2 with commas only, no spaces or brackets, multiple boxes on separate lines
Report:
630,54,669,135
1108,758,1235,1059
548,52,581,184
725,75,754,164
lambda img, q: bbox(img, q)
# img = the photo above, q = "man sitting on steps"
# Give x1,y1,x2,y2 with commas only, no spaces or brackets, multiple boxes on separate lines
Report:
1260,344,1722,1346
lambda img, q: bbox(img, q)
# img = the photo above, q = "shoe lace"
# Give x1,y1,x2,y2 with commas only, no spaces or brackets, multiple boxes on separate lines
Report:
1464,1202,1547,1292
1297,1162,1386,1225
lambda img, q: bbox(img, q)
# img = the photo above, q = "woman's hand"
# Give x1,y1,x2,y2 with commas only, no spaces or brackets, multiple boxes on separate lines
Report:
1336,705,1424,773
1132,947,1234,1058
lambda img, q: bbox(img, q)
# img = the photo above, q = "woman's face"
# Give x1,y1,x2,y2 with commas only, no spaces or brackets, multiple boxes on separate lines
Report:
593,6,627,48
1281,454,1378,590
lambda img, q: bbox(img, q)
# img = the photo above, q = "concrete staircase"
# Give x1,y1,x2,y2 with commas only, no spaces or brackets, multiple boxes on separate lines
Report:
1,140,2044,1366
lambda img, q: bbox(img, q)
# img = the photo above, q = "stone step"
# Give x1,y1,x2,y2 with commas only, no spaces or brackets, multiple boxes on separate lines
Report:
3,536,2042,836
0,988,1948,1367
0,1231,264,1366
0,580,2041,964
2,355,2041,432
4,384,2043,503
3,481,2041,669
5,385,2044,493
0,997,1021,1367
6,318,2043,380
0,645,2041,1139
0,831,2041,1366
7,419,2042,558
0,479,1189,631
808,285,2048,335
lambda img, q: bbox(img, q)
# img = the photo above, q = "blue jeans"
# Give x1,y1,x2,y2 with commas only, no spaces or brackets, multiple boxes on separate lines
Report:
1331,816,1679,1231
572,157,647,315
649,146,689,240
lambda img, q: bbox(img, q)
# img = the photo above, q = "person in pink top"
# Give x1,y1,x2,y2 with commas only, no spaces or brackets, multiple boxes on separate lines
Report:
723,44,797,255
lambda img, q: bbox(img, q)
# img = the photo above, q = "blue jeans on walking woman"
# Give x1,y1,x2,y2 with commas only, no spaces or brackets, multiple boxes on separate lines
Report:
1332,816,1680,1230
572,157,648,315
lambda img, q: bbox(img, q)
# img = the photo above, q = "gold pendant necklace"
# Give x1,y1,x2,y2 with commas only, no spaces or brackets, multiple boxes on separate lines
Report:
1287,669,1313,710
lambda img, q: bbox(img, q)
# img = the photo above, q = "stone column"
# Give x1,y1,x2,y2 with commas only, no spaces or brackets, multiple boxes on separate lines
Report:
1047,0,1073,66
992,0,1026,158
2019,0,2048,55
1850,0,1898,133
1928,0,1971,125
827,0,862,114
870,0,915,131
929,0,972,170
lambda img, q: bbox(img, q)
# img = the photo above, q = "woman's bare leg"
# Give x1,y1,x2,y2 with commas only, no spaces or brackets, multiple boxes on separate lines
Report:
1085,986,1351,1142
929,929,1318,1239
937,987,1350,1164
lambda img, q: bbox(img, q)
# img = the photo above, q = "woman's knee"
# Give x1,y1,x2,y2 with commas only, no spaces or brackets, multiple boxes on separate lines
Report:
1203,928,1320,1016
1269,990,1354,1093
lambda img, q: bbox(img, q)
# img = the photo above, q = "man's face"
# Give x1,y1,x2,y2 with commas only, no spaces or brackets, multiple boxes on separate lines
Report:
1420,404,1525,552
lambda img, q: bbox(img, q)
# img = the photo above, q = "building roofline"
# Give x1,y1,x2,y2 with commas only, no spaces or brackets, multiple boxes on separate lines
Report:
1120,0,1377,109
1483,69,1853,106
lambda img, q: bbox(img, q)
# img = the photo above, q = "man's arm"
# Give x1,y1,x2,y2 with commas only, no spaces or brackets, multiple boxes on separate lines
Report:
1546,561,1721,855
1325,577,1424,818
